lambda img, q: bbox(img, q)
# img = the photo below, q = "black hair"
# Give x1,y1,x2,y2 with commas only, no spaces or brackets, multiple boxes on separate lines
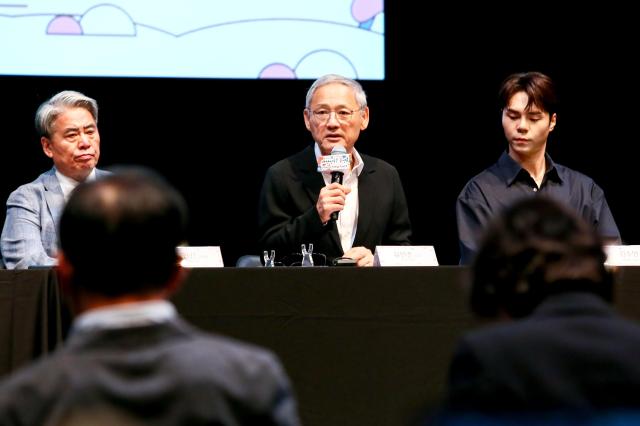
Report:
471,196,612,318
59,166,188,296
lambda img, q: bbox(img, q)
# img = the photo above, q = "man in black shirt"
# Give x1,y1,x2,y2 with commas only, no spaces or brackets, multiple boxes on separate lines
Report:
456,71,620,265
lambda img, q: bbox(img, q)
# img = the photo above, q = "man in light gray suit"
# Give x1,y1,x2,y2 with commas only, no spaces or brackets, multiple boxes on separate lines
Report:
1,90,109,269
0,167,300,425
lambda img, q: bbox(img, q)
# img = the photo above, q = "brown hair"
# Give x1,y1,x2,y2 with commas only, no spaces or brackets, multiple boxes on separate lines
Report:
498,71,558,116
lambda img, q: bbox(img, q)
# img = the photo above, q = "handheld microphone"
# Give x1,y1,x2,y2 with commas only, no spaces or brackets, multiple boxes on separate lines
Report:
329,146,347,221
330,146,346,184
317,145,350,221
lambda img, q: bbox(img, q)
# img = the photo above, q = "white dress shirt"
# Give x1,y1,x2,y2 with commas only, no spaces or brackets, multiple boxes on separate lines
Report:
56,168,97,202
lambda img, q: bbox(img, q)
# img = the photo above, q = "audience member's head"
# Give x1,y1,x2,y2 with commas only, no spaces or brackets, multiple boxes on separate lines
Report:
58,166,188,301
470,196,612,319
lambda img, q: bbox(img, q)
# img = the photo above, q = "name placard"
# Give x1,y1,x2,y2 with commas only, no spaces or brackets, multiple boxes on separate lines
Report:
317,153,351,172
373,246,439,267
177,246,224,268
604,245,640,266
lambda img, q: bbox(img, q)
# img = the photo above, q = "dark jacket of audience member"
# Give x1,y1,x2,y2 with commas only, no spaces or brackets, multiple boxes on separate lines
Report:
443,197,640,419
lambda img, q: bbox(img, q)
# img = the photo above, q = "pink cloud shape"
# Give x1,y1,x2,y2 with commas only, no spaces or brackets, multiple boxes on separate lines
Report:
351,0,383,23
47,15,82,35
259,63,296,79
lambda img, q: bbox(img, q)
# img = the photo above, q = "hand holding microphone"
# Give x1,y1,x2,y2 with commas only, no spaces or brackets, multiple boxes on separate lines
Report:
316,183,351,223
316,146,352,223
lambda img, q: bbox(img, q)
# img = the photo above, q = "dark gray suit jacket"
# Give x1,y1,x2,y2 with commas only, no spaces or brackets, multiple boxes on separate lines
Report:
258,145,412,263
0,317,299,426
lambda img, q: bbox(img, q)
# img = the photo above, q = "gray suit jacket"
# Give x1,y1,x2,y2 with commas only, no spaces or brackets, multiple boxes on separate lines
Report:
0,316,300,426
1,167,110,269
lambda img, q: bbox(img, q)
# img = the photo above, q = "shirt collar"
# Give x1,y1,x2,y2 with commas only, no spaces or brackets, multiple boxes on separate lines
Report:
55,168,97,201
497,150,563,186
72,300,177,332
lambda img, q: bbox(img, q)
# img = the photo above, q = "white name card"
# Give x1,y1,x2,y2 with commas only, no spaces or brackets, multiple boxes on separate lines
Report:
177,246,224,268
373,246,439,266
604,245,640,266
317,153,351,172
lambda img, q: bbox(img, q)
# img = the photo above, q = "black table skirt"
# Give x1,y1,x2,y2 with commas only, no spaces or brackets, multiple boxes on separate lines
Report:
2,266,639,426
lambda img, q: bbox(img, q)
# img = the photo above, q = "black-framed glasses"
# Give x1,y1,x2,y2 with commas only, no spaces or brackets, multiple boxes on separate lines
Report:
308,108,361,123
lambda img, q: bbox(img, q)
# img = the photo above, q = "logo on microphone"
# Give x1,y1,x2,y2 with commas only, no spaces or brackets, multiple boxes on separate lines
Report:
317,146,351,172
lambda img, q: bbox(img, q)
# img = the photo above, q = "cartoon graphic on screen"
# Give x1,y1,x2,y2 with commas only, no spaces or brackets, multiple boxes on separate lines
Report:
0,1,384,79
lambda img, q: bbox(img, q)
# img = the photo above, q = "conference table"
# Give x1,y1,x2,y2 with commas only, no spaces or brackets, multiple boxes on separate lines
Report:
2,266,640,426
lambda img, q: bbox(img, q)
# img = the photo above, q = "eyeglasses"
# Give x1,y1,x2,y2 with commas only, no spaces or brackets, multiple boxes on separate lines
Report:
308,108,361,123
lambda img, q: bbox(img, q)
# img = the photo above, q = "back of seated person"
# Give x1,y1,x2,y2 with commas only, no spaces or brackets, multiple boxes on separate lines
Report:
0,166,300,426
435,196,640,423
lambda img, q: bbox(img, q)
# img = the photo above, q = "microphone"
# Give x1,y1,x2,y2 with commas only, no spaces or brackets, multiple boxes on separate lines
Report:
329,146,347,221
317,145,351,221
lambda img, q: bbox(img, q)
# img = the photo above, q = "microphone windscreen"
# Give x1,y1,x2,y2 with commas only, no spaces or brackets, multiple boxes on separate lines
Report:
330,145,347,155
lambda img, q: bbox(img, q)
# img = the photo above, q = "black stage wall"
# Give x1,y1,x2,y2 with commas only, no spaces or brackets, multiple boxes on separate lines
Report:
1,7,636,266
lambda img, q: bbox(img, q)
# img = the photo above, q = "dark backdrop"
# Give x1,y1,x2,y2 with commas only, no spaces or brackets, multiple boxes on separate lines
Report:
1,6,636,266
